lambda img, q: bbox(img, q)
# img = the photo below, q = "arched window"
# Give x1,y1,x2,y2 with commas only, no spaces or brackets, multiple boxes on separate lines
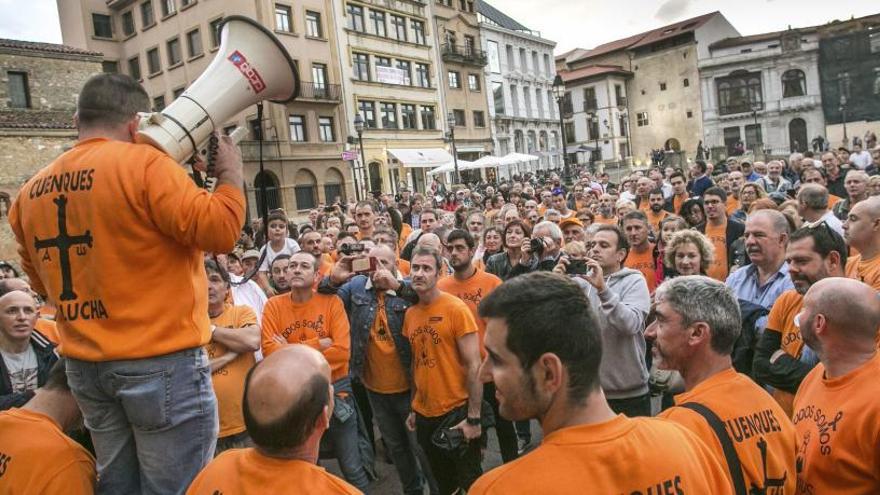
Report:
513,130,524,153
323,167,345,204
367,162,383,193
789,118,807,152
294,169,318,210
782,69,806,98
253,170,282,215
716,70,762,115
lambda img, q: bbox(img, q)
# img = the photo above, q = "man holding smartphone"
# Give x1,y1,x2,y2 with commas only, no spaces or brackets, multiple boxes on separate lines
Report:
553,224,652,417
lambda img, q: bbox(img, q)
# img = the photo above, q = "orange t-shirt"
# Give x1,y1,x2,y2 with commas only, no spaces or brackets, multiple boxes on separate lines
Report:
208,304,258,438
594,214,617,225
261,293,350,382
764,290,805,415
646,208,670,234
398,223,413,252
7,138,246,361
660,368,797,494
0,408,96,494
404,292,478,417
625,244,657,292
186,448,360,495
638,199,651,213
362,293,409,394
792,352,880,495
470,415,732,494
725,196,741,216
845,254,880,290
828,194,842,209
34,317,59,345
398,259,411,277
672,193,690,215
437,267,502,357
705,219,729,281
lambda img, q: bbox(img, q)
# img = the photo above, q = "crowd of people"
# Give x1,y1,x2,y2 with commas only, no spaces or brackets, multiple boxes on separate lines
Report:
2,72,880,494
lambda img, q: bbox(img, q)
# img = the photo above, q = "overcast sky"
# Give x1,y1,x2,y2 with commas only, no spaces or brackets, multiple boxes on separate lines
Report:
0,0,876,54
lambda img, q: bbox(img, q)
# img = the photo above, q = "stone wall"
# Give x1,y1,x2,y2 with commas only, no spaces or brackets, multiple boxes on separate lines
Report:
0,50,100,111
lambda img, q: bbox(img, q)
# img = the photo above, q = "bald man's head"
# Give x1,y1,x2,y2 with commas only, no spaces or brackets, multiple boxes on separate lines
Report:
417,233,442,251
243,345,332,455
843,196,880,250
801,278,880,353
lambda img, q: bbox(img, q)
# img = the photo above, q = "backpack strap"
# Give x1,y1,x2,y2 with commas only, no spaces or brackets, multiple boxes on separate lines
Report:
679,402,748,495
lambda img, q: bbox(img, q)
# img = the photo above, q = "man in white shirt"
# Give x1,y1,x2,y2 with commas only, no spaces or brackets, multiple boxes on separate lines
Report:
849,143,873,170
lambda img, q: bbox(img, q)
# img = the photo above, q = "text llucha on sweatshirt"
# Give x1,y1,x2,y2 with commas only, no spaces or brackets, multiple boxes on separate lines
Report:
29,168,108,322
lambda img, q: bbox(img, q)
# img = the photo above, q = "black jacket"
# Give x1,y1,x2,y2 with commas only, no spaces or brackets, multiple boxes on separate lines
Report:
1,329,57,411
753,327,816,393
696,218,746,270
731,299,769,378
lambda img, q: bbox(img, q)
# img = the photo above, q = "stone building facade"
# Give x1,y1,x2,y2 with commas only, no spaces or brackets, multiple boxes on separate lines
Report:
0,39,103,262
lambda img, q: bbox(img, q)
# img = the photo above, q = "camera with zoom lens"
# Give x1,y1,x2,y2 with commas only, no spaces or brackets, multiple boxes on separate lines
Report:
529,238,544,256
339,243,366,256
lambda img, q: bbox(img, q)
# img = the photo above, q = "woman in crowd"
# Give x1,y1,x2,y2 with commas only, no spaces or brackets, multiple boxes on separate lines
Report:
679,197,706,229
735,182,767,220
664,229,715,278
485,220,531,280
654,215,689,283
441,192,458,212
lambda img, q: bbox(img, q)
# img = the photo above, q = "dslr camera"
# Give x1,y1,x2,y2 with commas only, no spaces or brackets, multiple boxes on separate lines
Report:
529,237,545,257
339,243,366,256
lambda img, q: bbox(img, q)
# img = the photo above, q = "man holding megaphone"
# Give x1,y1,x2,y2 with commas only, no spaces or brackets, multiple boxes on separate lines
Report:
9,73,246,494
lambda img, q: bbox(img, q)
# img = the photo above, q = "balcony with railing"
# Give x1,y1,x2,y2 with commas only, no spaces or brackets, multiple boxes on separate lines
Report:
441,44,488,67
298,82,341,102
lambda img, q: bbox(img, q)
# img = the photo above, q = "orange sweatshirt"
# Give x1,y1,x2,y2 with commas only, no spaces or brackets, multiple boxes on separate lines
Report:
8,138,245,361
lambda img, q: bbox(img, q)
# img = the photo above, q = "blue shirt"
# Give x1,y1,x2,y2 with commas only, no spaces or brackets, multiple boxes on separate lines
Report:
725,262,795,331
745,171,762,182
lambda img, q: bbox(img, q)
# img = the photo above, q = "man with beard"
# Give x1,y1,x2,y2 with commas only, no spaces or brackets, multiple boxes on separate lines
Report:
437,230,516,463
645,189,669,235
595,194,618,225
622,211,657,293
664,171,689,215
650,276,796,495
404,247,483,495
726,171,745,219
696,187,745,282
843,196,880,290
469,273,731,494
634,177,654,213
821,151,847,198
791,278,880,494
269,254,292,295
752,224,846,416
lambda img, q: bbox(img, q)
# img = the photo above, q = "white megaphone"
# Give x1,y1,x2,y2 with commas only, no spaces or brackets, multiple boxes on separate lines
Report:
136,15,299,163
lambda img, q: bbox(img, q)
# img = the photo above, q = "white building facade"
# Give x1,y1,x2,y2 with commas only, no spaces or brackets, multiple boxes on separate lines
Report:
700,28,825,158
477,0,561,175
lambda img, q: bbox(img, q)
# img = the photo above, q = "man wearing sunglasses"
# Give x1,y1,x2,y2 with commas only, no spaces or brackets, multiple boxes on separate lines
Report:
752,222,847,417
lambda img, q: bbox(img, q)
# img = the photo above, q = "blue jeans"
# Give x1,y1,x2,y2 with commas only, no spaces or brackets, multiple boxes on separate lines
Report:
367,390,425,495
66,347,218,495
322,385,371,493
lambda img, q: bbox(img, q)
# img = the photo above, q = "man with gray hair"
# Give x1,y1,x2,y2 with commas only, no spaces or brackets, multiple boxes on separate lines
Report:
514,220,563,275
796,184,843,237
833,169,870,221
650,276,796,494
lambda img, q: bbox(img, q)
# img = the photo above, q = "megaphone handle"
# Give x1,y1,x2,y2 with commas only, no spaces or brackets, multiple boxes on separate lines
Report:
206,133,220,179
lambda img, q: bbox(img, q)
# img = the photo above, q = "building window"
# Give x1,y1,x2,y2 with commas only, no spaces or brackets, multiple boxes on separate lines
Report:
173,86,185,98
305,11,322,38
659,82,667,91
180,0,193,6
312,63,328,89
102,61,119,73
348,4,365,31
249,118,263,140
294,178,318,210
380,102,397,129
473,110,485,127
492,81,504,114
186,29,202,57
464,35,475,56
531,51,539,75
415,63,430,87
289,115,306,141
448,71,460,89
122,11,135,36
588,117,599,140
614,85,624,106
369,9,385,37
583,87,597,111
359,100,376,128
210,18,223,48
7,72,30,109
388,15,406,41
147,47,161,74
401,104,416,129
487,41,500,73
686,110,693,118
412,20,426,45
375,56,391,68
543,54,551,75
564,122,575,144
421,105,436,129
161,0,175,17
353,53,370,81
318,116,335,142
452,109,465,126
745,123,762,149
637,111,649,126
128,56,141,80
683,78,690,87
782,69,806,98
468,73,480,91
153,95,166,111
93,13,113,38
397,60,411,85
509,85,518,115
166,37,181,66
275,4,293,32
523,87,532,118
506,45,515,70
723,126,741,155
717,71,762,115
141,1,155,27
535,88,543,117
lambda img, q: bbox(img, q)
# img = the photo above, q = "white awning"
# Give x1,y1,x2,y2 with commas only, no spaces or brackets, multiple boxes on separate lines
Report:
471,155,503,169
427,160,475,175
387,148,454,168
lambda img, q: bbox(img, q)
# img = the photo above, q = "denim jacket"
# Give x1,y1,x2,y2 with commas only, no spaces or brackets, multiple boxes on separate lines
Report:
318,275,418,383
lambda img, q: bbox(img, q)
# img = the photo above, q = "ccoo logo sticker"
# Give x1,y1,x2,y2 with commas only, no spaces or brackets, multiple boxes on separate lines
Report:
228,50,267,93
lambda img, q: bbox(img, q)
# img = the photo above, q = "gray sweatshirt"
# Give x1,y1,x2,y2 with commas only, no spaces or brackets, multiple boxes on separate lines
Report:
573,267,650,400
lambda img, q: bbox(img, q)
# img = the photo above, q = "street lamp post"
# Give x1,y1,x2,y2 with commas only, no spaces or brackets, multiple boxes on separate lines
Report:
839,94,848,146
353,114,366,200
552,74,570,182
446,112,460,185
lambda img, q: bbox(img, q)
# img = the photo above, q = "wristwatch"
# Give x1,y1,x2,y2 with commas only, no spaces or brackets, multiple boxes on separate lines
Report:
466,416,481,426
